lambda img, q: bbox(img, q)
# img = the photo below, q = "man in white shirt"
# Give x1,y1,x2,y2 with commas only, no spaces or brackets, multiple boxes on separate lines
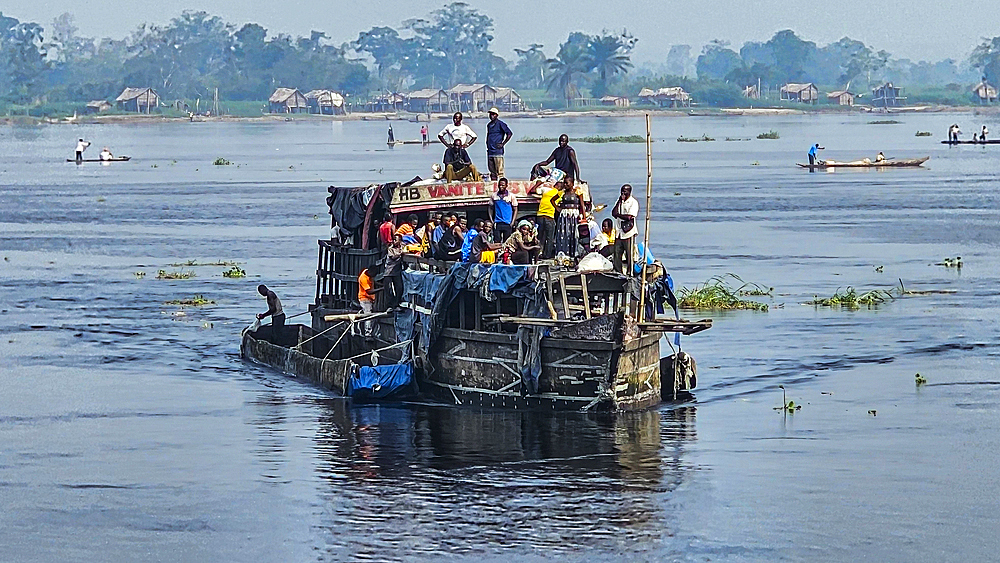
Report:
611,184,639,275
74,138,91,162
438,112,477,148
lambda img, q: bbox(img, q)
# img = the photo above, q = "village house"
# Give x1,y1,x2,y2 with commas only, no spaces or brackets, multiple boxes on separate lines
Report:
304,90,346,115
742,85,760,100
494,87,525,112
972,82,997,104
406,88,450,113
871,83,905,108
447,84,498,113
780,83,819,104
365,92,406,112
85,100,111,114
638,87,691,107
269,88,308,113
600,96,630,108
115,88,159,113
826,90,855,106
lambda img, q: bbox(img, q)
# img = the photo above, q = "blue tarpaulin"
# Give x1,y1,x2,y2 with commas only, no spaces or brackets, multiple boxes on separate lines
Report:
347,363,415,400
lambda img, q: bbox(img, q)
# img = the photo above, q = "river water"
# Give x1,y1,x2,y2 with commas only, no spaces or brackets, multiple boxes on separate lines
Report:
1,113,998,561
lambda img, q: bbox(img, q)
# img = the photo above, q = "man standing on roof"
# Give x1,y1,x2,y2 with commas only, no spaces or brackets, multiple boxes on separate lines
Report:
75,138,91,162
534,134,582,185
256,284,285,340
485,107,512,181
438,112,477,148
490,177,517,242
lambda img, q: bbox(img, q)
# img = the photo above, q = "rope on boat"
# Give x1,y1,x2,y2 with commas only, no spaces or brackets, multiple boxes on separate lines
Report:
341,340,412,363
294,321,346,351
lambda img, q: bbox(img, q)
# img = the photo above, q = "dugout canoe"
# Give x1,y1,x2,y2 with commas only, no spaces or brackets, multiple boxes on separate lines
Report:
940,140,1000,145
796,156,929,168
67,156,132,162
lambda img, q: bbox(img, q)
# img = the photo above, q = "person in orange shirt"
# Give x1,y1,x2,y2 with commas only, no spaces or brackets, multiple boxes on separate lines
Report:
358,268,376,336
395,214,419,238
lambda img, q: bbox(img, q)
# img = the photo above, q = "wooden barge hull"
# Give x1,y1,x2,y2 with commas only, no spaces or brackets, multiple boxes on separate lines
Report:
241,326,353,394
421,327,662,411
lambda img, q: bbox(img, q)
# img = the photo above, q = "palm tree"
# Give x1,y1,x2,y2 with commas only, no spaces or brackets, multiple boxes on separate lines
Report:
587,31,635,97
546,34,591,105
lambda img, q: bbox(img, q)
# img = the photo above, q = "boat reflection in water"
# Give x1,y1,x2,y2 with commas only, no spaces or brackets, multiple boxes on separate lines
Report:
309,402,698,559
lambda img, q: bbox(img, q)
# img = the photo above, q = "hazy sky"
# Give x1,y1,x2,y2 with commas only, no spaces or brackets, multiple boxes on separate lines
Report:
4,0,999,64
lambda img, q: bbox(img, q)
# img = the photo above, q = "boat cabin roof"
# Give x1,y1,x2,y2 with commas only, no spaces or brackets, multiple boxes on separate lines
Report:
390,179,545,214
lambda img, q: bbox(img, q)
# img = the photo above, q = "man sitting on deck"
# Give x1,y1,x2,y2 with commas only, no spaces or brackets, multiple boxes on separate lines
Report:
443,139,482,182
503,220,540,265
470,221,503,264
256,285,285,341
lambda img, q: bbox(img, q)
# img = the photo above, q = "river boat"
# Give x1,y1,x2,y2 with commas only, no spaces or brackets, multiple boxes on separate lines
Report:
241,176,711,411
940,140,1000,145
387,140,429,147
67,156,131,162
796,156,929,168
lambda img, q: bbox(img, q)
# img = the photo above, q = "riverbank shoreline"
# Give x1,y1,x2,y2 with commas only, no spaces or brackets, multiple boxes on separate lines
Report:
2,104,994,126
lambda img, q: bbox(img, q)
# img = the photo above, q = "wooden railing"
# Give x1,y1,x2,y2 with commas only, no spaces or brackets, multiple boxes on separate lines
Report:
315,240,380,309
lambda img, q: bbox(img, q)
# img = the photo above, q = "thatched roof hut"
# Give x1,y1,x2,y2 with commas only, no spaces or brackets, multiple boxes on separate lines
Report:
780,83,819,103
600,96,630,108
826,90,855,106
115,88,159,113
269,88,308,113
972,82,997,103
494,87,524,112
406,88,449,113
446,84,498,112
304,89,346,115
85,100,111,113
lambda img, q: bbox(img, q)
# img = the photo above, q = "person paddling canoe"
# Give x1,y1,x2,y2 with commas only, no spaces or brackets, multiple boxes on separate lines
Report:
75,138,91,162
808,143,824,167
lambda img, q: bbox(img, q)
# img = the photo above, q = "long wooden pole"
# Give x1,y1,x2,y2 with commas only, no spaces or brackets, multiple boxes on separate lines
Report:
638,113,653,322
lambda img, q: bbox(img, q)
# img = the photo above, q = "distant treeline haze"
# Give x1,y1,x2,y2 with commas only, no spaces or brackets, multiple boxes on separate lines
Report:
1,3,999,109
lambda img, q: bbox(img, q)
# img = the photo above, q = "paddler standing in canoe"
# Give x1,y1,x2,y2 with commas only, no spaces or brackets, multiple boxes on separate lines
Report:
808,143,824,167
75,138,91,162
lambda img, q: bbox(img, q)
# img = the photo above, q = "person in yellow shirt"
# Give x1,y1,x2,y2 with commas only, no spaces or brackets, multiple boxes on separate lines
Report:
357,268,376,337
536,181,565,259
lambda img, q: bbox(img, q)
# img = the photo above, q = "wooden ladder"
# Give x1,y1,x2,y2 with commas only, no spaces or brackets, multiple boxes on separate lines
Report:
558,272,591,320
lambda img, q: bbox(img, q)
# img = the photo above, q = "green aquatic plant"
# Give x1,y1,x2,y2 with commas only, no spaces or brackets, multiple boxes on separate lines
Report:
156,269,196,280
807,287,893,309
223,266,246,278
725,137,751,141
134,271,145,278
915,373,927,386
915,131,932,137
213,157,231,166
773,385,801,413
678,274,770,311
677,134,715,142
165,295,215,306
757,130,780,139
518,135,647,143
869,120,901,125
169,259,241,267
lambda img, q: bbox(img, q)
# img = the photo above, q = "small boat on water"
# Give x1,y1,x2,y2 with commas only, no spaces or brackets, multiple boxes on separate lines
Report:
796,156,929,168
67,156,131,162
940,140,1000,145
387,140,429,147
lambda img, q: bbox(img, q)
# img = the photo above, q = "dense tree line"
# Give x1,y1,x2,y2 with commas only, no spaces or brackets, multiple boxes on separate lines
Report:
1,4,998,109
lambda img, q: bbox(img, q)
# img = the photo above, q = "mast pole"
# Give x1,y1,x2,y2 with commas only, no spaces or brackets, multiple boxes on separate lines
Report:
639,113,652,322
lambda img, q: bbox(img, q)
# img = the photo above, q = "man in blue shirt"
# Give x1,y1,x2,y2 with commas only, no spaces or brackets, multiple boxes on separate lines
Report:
808,143,824,168
485,107,513,181
490,177,518,242
461,219,483,261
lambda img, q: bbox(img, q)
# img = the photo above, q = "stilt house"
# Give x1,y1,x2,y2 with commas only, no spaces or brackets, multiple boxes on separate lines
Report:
115,88,159,113
269,88,308,113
